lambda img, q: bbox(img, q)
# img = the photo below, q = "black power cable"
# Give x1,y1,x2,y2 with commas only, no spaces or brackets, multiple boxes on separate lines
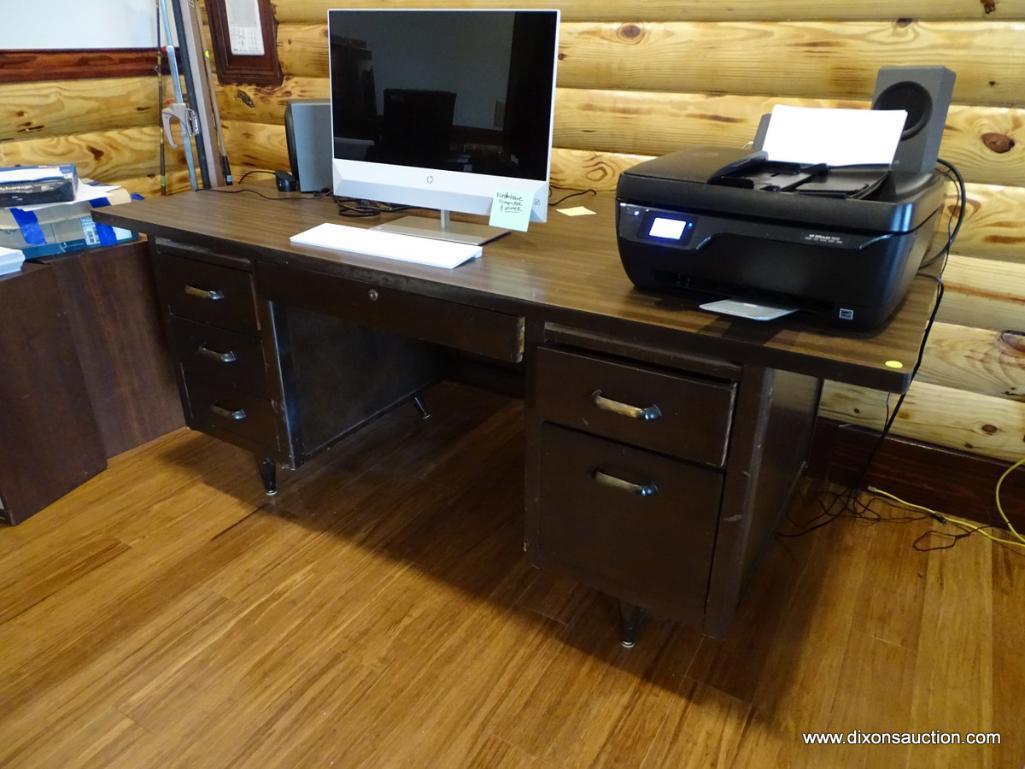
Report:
549,186,598,207
779,158,965,540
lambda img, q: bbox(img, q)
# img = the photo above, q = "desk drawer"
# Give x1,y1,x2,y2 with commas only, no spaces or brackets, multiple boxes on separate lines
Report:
535,347,735,467
257,261,524,363
184,376,276,450
154,251,258,334
172,317,267,396
537,424,721,616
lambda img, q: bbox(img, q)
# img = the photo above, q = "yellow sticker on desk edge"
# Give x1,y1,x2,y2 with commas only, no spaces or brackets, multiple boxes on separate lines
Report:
885,360,904,369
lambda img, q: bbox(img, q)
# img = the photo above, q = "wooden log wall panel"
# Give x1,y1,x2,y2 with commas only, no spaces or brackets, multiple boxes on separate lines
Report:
0,77,160,143
216,80,1025,189
275,20,1025,107
940,255,1025,332
0,126,185,186
555,21,1025,106
550,147,649,190
819,380,1025,462
111,170,196,197
951,183,1025,261
215,74,327,124
277,23,328,77
919,323,1025,400
273,0,1025,23
553,90,1025,189
221,120,290,171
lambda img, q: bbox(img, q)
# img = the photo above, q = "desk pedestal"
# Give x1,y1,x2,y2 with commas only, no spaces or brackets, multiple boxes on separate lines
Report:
525,325,820,638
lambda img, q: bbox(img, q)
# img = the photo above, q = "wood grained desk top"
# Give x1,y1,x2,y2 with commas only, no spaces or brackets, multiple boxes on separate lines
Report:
94,188,938,391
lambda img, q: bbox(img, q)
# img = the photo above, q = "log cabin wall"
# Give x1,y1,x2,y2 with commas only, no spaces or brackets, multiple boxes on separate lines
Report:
215,0,1025,466
0,49,191,195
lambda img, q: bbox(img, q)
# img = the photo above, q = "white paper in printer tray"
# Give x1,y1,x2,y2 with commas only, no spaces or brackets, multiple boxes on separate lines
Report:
762,105,908,167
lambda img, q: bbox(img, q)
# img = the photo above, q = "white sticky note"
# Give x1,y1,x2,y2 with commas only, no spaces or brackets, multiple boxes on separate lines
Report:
489,190,531,232
556,206,597,217
762,105,908,167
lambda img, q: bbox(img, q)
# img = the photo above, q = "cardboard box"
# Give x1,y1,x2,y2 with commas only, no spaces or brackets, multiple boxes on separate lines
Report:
0,184,139,260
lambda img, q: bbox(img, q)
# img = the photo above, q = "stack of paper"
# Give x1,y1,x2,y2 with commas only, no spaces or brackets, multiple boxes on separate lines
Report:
0,182,137,259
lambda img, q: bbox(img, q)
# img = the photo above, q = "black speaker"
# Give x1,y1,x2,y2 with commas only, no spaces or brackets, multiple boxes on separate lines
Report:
284,99,332,193
871,66,956,174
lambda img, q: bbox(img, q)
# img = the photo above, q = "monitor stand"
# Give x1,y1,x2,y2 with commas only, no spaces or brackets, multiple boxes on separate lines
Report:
374,210,509,246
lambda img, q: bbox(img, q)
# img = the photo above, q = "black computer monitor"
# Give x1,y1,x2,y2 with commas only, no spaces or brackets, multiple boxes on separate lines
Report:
328,9,560,240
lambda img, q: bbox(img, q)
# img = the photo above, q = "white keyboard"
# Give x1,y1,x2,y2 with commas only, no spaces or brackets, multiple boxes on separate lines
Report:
290,223,482,269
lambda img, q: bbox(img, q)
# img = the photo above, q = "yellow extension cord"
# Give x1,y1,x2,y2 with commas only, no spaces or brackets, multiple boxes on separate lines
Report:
867,456,1025,551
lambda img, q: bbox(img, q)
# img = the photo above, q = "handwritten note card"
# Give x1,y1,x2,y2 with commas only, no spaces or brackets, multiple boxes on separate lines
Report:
489,190,532,232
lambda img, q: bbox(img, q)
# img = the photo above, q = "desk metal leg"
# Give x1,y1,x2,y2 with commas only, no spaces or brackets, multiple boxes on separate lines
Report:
619,601,642,649
260,457,277,496
412,392,431,420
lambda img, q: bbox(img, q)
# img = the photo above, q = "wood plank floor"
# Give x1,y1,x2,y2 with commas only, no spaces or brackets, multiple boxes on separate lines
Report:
1,382,1021,769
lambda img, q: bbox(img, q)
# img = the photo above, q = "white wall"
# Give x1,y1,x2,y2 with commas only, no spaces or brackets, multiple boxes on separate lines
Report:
0,0,158,49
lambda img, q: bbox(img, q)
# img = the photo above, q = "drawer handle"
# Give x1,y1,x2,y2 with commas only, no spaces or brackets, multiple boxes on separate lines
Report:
592,469,659,498
196,344,238,364
591,390,662,422
184,285,225,301
209,403,247,421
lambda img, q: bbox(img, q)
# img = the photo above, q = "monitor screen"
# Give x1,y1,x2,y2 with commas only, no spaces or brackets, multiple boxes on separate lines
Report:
328,10,558,183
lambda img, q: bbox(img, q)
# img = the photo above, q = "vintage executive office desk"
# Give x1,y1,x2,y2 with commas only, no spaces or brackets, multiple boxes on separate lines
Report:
95,190,936,641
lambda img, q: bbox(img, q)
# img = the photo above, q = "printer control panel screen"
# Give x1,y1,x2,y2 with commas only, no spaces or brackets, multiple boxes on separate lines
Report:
619,204,698,247
644,214,694,243
649,217,688,239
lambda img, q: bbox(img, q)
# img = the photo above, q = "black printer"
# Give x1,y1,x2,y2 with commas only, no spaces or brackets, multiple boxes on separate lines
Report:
616,147,947,329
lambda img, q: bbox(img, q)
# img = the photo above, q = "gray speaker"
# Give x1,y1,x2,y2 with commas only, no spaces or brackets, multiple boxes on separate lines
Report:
871,66,955,174
285,99,332,192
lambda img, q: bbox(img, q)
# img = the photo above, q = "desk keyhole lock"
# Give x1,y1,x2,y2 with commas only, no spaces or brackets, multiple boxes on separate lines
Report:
368,289,379,302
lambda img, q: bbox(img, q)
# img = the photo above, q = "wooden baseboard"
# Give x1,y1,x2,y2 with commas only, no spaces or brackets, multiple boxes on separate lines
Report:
809,419,1025,531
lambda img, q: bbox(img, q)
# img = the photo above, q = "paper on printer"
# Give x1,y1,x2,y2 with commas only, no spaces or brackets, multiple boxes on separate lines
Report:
761,105,908,167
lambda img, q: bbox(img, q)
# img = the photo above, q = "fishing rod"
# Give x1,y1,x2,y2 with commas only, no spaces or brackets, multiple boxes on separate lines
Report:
158,0,200,190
